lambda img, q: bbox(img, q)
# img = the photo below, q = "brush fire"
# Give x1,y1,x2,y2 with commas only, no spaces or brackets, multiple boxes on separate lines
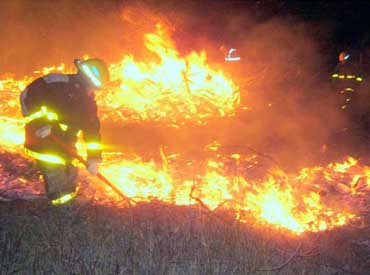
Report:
0,25,369,235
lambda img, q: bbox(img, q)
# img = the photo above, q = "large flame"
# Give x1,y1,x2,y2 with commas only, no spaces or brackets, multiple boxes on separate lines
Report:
0,25,239,127
0,26,369,234
101,24,239,126
86,151,367,234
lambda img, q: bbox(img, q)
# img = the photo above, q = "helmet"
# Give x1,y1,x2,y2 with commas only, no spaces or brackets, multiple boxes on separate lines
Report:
339,51,350,63
74,58,109,88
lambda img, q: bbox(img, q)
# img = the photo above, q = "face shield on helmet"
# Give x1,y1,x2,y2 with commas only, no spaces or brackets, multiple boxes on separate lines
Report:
74,58,109,88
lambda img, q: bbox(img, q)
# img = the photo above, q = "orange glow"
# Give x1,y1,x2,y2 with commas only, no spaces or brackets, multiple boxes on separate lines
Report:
89,154,365,234
0,117,24,148
0,26,369,234
101,24,239,125
0,25,239,127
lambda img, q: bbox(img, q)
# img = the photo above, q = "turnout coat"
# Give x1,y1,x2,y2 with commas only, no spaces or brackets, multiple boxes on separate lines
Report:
20,73,102,164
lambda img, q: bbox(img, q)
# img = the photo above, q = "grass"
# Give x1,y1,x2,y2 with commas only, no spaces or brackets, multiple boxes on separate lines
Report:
0,149,369,274
0,199,369,275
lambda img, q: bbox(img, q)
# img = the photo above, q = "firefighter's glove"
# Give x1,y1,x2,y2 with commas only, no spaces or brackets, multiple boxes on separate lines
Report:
87,158,101,176
35,125,51,138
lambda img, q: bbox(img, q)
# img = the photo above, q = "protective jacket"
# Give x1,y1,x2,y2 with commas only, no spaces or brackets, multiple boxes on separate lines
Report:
20,73,102,164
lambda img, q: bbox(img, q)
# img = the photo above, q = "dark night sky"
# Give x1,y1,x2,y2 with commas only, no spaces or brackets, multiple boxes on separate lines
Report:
275,1,370,49
213,0,370,49
200,1,370,45
142,0,370,57
205,0,370,67
93,1,370,50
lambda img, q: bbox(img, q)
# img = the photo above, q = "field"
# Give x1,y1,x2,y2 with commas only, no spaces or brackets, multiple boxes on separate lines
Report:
1,144,370,275
1,1,370,274
1,196,369,274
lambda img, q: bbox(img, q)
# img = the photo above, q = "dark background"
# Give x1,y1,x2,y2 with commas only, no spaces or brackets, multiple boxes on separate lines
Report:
175,0,370,69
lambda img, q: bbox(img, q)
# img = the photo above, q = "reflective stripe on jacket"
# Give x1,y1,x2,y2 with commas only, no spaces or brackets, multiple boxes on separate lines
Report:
21,73,102,161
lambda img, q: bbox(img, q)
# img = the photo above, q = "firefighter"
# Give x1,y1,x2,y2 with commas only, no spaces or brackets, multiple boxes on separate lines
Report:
331,50,364,112
327,49,370,158
19,58,109,205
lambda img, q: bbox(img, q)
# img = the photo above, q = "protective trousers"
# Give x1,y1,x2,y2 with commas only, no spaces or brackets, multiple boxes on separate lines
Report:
37,160,78,200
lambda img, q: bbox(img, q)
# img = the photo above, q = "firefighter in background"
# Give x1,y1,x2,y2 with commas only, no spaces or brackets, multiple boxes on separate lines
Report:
331,50,364,112
20,58,109,205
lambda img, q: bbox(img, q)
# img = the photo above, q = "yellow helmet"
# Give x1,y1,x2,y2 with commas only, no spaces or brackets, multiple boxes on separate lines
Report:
74,58,109,88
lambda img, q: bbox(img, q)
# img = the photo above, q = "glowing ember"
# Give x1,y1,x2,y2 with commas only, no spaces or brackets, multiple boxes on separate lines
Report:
90,153,366,234
0,130,369,234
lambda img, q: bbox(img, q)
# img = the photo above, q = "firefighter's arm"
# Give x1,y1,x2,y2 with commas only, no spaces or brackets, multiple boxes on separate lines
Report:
21,80,54,138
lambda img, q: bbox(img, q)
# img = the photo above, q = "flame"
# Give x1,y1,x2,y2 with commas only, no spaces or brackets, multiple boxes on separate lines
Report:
0,117,24,149
0,25,239,147
89,153,366,234
0,26,369,234
101,24,239,125
0,119,368,234
0,25,239,127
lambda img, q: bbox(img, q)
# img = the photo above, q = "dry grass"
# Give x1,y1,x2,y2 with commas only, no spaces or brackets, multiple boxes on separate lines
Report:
0,150,369,274
0,199,369,275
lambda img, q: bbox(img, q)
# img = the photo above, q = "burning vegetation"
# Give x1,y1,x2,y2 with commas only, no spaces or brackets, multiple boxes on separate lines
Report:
1,2,370,274
0,22,369,236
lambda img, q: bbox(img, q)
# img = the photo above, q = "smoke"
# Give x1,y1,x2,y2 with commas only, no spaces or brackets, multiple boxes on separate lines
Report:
0,0,128,74
118,1,349,168
231,18,366,168
175,2,360,169
221,18,340,168
0,0,354,168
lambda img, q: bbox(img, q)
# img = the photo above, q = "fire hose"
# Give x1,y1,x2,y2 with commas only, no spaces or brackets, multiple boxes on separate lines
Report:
49,134,133,205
